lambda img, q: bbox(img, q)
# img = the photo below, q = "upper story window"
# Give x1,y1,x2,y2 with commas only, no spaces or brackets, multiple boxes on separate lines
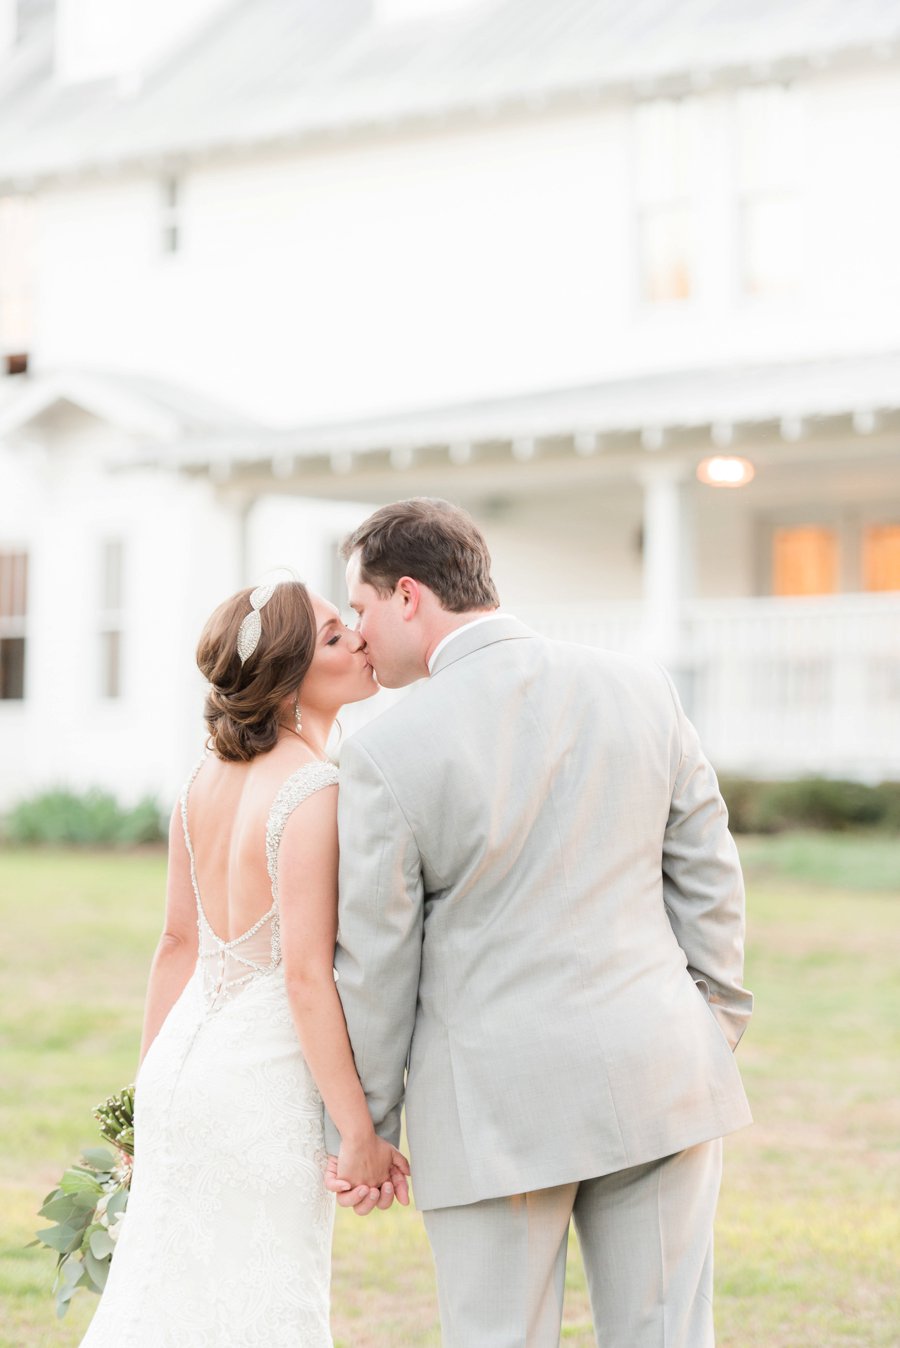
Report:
0,549,28,700
159,176,181,256
736,85,803,299
634,98,697,305
99,540,124,699
0,194,36,357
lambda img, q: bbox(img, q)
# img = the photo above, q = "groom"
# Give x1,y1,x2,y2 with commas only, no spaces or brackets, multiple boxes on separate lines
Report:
325,497,752,1347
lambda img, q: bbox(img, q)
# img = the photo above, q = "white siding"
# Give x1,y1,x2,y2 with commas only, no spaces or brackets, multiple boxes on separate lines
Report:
0,414,242,807
33,67,900,426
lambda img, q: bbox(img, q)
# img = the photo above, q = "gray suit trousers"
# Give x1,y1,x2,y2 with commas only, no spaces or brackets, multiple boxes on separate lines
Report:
423,1138,723,1348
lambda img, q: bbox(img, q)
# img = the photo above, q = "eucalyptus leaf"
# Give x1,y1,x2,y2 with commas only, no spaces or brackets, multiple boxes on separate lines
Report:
35,1224,81,1254
72,1189,102,1211
81,1147,117,1169
83,1247,109,1291
61,1255,85,1286
82,1222,107,1255
60,1169,102,1197
89,1229,115,1259
55,1277,82,1319
39,1195,80,1222
105,1187,129,1219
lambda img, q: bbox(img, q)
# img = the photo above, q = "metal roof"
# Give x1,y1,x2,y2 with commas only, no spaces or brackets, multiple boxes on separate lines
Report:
1,0,899,185
3,352,897,499
146,348,900,471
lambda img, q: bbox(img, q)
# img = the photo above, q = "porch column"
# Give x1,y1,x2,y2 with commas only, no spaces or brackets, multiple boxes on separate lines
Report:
639,461,695,672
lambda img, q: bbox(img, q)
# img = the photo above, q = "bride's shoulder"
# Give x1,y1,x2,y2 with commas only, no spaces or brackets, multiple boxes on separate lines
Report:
266,755,339,864
254,738,319,776
262,745,338,802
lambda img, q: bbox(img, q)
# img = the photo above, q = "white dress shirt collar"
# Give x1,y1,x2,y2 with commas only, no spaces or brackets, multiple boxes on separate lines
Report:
427,612,508,674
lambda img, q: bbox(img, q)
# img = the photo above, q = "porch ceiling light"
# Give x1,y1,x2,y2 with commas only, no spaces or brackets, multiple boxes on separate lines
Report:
696,455,755,488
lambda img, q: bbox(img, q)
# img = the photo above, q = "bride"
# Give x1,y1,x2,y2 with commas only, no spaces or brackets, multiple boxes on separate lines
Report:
81,578,409,1348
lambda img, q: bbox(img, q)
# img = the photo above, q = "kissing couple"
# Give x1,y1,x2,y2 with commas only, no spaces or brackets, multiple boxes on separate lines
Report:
80,497,752,1348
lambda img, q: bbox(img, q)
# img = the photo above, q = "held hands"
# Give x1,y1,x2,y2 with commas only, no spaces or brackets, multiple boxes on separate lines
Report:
324,1136,410,1217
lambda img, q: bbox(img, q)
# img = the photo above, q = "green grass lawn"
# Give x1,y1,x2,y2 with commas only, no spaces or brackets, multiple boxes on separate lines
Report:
1,835,898,1347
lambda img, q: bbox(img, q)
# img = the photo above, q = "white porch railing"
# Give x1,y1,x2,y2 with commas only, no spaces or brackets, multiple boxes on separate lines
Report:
517,594,900,781
515,602,647,655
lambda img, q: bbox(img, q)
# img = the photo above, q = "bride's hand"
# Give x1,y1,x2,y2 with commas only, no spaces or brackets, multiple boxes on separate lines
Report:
325,1147,411,1214
336,1133,401,1189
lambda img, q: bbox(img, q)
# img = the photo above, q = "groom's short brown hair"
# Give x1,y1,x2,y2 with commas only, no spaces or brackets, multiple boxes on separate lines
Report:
341,498,500,612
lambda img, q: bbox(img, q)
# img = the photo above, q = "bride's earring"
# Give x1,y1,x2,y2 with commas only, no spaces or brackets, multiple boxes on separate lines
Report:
294,697,303,736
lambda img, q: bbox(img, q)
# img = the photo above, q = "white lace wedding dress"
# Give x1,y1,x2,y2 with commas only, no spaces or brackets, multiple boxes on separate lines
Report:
81,759,339,1348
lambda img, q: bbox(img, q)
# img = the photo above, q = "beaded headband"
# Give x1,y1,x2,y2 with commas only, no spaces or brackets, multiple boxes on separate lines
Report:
236,583,277,663
236,574,295,664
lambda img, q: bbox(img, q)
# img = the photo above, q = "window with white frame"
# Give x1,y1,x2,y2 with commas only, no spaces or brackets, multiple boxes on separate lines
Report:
0,194,36,356
736,84,803,298
0,549,28,700
634,98,697,304
771,525,837,596
99,540,124,699
159,175,181,256
863,523,900,592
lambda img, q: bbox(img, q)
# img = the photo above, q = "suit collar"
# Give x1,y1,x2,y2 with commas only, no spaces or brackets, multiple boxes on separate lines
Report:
429,616,535,676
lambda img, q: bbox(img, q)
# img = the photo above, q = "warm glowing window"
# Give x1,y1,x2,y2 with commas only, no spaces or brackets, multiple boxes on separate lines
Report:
863,525,900,592
772,526,837,596
635,99,697,304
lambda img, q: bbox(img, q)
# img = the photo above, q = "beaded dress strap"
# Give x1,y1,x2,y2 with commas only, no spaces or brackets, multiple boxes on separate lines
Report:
265,760,339,904
179,752,210,933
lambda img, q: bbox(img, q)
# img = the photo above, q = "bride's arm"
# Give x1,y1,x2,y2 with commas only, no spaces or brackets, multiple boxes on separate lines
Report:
279,785,409,1193
138,806,199,1066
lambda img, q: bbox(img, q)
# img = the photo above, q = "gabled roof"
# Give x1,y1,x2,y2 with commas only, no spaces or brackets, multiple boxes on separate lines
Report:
1,0,899,187
0,368,259,445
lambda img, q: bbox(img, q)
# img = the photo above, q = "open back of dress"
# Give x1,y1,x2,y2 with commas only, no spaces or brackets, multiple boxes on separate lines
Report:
180,756,339,1011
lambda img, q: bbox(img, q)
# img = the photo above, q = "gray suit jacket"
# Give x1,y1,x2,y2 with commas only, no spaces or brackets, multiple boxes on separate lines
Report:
327,618,752,1210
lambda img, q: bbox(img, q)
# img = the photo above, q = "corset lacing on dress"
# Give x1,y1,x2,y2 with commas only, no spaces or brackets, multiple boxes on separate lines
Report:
180,755,340,1013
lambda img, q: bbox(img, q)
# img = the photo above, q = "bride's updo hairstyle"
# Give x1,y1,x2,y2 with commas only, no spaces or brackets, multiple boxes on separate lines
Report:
196,581,317,762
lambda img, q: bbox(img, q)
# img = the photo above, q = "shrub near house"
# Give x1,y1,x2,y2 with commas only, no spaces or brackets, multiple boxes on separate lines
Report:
719,777,900,834
2,790,166,846
2,782,898,847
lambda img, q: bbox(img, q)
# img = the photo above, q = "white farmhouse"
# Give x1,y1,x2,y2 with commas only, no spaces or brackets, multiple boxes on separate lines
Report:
1,0,899,809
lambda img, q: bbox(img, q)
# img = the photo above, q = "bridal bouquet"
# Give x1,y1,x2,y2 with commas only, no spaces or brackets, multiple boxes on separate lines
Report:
33,1085,135,1318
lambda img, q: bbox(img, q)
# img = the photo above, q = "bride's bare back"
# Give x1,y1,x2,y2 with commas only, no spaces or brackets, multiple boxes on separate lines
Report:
186,739,321,943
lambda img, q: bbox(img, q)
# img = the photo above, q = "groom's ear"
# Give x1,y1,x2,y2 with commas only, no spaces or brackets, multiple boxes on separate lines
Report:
396,575,421,619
